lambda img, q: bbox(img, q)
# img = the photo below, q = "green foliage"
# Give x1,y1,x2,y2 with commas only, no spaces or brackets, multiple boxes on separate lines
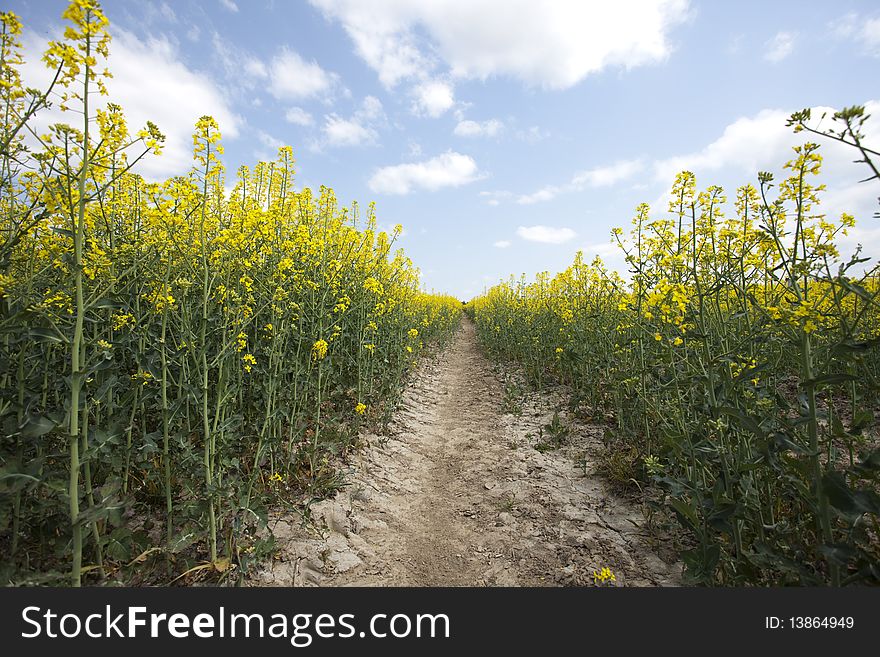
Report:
472,119,880,586
0,2,461,586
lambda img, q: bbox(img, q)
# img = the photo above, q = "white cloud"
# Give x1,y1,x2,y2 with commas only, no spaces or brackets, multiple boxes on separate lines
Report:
575,159,644,187
243,57,268,79
256,130,285,151
581,241,620,259
860,18,880,54
359,95,384,121
268,47,337,100
516,225,576,244
412,79,455,117
764,31,796,63
220,0,239,13
21,29,241,181
316,96,385,149
653,109,794,183
454,118,503,137
516,125,548,143
309,0,690,89
831,12,880,57
311,2,427,88
322,114,377,147
517,159,643,204
480,190,511,206
517,187,561,205
144,2,177,23
186,24,201,42
493,240,512,248
285,106,314,126
368,151,481,194
652,101,880,224
211,33,271,93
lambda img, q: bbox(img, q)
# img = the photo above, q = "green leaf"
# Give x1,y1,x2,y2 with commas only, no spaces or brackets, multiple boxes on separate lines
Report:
20,414,57,439
721,406,765,439
669,497,699,531
28,327,67,344
854,448,880,475
803,373,858,387
822,471,880,517
90,298,122,310
837,277,874,302
852,410,873,432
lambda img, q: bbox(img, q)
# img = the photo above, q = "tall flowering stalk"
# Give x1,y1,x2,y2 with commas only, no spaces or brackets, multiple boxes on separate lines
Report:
471,136,880,585
0,1,461,585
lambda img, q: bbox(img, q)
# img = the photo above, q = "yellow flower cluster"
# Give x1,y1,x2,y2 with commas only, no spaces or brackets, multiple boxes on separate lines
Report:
592,567,617,584
470,142,880,587
312,339,329,361
0,0,463,586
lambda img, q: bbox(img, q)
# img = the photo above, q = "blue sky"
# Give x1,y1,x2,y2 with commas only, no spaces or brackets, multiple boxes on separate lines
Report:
10,0,880,298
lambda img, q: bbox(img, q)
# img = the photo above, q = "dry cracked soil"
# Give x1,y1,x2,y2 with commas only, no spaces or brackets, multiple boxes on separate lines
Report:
250,318,682,587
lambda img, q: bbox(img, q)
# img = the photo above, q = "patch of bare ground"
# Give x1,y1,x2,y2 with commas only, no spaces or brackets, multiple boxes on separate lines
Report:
249,318,682,587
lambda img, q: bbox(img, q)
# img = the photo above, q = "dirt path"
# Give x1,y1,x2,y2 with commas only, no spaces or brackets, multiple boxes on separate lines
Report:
252,319,681,586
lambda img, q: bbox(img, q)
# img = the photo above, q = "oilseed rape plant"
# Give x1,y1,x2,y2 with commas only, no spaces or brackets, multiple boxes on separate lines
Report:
0,2,460,586
471,127,880,586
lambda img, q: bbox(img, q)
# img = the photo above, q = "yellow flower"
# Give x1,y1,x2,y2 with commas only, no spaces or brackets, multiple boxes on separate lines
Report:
592,567,616,584
312,339,328,360
112,312,135,330
132,370,153,385
408,328,419,338
0,273,12,297
355,402,366,415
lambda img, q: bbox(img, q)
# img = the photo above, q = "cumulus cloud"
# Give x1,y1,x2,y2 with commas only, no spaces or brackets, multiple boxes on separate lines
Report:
573,159,645,187
243,57,268,79
321,114,377,147
256,130,285,151
21,29,241,180
493,240,512,248
359,95,384,121
368,151,481,194
268,47,338,100
219,0,239,13
652,101,880,223
831,12,880,57
764,31,796,62
284,106,314,126
516,225,576,244
412,79,455,117
454,118,503,137
309,0,690,90
653,109,796,183
316,95,385,149
517,159,644,204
